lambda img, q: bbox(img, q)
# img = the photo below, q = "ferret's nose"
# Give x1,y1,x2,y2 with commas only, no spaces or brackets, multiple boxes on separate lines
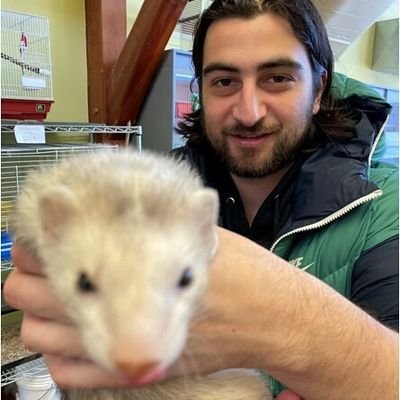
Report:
115,358,160,378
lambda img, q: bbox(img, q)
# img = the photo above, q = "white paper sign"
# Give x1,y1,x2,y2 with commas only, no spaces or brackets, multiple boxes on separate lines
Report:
14,125,46,144
22,76,46,89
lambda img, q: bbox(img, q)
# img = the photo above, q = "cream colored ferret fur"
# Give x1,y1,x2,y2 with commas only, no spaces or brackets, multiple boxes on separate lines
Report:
10,149,271,400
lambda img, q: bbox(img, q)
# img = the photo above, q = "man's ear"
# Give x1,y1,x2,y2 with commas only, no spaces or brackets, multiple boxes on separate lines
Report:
39,186,79,240
312,69,328,115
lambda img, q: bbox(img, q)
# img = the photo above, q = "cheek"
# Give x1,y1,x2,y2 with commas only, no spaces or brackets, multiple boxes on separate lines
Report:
274,93,314,128
202,94,233,133
269,100,299,127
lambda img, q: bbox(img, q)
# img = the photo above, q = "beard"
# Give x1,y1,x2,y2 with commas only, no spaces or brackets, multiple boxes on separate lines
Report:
204,110,314,178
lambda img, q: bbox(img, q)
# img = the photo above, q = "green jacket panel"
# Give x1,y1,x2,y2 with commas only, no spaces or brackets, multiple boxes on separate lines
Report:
272,164,398,297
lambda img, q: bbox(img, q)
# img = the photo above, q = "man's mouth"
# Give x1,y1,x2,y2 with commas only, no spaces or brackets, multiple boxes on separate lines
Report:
228,132,274,146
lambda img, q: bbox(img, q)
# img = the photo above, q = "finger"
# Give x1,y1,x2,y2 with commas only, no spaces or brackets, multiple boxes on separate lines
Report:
44,355,133,389
3,268,68,321
11,242,44,275
21,314,85,358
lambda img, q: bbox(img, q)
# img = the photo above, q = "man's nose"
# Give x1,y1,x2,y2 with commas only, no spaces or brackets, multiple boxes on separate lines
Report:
232,84,267,127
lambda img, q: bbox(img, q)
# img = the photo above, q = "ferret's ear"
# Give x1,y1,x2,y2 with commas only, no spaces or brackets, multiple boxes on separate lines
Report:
39,186,79,240
190,188,219,238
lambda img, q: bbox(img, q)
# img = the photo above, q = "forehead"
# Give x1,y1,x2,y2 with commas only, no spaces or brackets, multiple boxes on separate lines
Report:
203,13,312,74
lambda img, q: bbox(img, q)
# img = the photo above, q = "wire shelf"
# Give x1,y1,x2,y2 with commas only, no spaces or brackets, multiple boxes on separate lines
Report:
1,121,143,149
0,141,123,267
1,261,13,273
1,121,143,135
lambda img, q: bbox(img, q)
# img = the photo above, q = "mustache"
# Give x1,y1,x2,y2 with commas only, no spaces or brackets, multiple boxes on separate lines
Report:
223,121,281,136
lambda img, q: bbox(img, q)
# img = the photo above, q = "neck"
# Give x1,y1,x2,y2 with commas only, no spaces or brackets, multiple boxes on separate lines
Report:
231,164,292,226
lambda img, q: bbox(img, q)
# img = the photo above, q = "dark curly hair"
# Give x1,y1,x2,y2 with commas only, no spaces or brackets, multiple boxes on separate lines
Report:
177,0,357,146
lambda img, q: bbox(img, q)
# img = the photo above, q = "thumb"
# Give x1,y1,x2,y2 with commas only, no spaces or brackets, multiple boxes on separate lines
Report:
11,242,44,275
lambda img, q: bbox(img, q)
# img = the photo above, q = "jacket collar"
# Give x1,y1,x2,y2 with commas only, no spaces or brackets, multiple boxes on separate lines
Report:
286,112,378,233
284,94,391,232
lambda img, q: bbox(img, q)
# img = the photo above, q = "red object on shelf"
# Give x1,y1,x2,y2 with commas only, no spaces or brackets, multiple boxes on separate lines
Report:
175,102,192,119
1,98,53,121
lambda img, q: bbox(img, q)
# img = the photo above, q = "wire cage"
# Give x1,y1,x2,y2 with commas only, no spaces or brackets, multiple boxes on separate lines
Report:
0,142,119,271
1,10,53,119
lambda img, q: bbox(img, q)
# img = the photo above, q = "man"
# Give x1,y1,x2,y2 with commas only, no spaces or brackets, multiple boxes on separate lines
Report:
4,0,398,399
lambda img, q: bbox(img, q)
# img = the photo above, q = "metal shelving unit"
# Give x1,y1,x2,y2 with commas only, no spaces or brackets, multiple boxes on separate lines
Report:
1,120,143,149
1,121,142,134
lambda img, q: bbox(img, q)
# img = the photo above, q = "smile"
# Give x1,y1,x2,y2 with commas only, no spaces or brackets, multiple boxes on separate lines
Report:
228,132,274,147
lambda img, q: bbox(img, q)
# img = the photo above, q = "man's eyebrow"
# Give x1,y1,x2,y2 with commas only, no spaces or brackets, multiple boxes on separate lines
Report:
203,63,239,76
258,58,304,71
203,58,304,76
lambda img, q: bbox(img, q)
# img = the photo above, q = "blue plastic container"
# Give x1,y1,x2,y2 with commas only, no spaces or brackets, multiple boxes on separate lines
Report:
1,231,13,261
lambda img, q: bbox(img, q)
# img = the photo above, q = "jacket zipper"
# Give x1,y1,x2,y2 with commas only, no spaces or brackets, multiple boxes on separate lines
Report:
270,189,383,252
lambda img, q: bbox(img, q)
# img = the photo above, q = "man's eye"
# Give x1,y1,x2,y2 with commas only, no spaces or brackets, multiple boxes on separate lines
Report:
265,75,292,83
271,75,287,83
265,75,294,84
262,75,295,91
207,76,240,95
215,78,234,87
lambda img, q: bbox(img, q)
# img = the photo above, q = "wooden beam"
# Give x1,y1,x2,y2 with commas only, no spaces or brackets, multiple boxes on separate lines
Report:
106,0,188,125
85,0,126,143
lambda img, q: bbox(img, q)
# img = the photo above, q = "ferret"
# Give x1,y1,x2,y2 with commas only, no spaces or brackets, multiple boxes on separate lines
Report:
10,149,272,400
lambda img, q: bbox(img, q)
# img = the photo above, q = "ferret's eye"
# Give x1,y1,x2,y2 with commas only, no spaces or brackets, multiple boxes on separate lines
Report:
77,273,97,293
178,267,193,289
